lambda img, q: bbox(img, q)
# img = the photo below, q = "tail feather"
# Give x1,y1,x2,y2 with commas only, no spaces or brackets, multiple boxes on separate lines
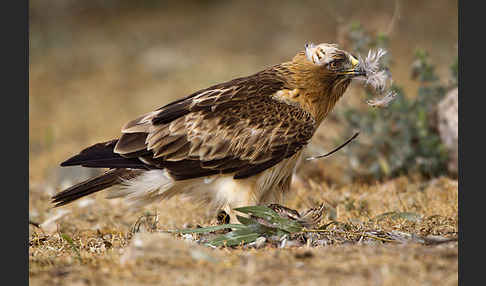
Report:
52,169,141,207
60,139,150,170
54,138,150,207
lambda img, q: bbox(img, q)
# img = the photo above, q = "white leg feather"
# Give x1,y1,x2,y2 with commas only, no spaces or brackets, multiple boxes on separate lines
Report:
103,150,303,215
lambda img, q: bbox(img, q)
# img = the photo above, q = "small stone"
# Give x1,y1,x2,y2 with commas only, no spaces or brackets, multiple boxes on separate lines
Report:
120,233,221,266
254,237,266,248
437,88,458,175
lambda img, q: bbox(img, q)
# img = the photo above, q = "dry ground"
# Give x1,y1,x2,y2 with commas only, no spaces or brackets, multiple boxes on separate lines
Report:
29,1,458,285
29,176,458,286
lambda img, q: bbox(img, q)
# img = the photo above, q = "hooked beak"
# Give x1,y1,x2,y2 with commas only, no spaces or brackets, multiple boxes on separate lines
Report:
338,54,366,77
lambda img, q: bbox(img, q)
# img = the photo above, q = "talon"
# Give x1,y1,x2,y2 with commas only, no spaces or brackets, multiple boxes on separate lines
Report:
216,210,230,224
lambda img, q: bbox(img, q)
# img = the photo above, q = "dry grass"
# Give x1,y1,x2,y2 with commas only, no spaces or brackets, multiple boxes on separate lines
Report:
29,1,457,285
29,175,458,286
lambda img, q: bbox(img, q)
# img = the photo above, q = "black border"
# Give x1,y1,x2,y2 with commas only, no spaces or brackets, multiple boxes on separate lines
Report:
459,0,480,285
5,0,28,283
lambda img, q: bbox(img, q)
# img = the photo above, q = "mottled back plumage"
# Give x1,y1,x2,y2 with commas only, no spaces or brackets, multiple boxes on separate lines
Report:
112,65,315,181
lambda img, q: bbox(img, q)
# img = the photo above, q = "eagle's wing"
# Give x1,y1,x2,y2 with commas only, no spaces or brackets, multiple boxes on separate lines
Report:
69,67,316,181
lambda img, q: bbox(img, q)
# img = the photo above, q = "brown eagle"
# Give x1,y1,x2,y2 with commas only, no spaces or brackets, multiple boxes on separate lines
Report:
52,43,363,220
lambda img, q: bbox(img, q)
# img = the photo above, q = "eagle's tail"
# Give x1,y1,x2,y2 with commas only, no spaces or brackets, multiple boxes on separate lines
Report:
51,168,142,207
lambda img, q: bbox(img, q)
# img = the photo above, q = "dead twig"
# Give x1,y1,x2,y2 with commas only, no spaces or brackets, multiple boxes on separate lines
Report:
29,220,41,228
306,132,360,160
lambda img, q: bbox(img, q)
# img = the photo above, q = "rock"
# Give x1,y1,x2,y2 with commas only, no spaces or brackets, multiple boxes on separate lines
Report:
247,236,266,249
437,88,458,175
120,233,221,265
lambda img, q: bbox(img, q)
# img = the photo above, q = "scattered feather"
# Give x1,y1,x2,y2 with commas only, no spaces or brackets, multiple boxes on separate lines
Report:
355,48,398,107
366,90,398,108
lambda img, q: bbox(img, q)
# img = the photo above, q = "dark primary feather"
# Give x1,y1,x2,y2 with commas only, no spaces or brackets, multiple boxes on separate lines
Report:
60,140,119,167
61,139,150,169
51,169,142,207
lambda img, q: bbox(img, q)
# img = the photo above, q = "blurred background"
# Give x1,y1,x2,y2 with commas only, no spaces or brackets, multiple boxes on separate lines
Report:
29,0,458,190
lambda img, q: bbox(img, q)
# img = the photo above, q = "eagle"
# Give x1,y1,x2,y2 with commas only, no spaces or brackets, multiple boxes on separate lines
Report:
52,43,364,221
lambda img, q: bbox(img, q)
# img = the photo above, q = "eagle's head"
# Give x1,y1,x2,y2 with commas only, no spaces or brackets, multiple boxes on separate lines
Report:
304,43,362,76
281,43,365,123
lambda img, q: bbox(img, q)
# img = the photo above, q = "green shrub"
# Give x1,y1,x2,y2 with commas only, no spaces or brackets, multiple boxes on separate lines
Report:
338,25,456,181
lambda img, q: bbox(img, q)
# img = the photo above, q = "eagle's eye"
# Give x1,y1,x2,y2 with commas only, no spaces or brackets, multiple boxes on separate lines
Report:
327,60,343,71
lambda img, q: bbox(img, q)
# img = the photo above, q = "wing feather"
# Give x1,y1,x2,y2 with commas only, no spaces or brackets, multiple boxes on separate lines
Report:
114,66,316,180
114,132,148,155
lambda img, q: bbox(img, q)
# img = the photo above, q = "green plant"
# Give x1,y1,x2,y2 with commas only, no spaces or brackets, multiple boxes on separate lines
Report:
172,206,303,247
338,25,455,180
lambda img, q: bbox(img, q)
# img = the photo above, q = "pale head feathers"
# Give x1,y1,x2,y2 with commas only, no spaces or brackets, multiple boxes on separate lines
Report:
304,42,341,66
